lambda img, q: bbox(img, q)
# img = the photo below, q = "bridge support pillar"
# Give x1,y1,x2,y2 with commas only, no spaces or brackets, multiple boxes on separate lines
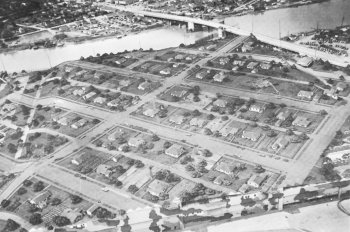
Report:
218,27,226,39
187,22,195,32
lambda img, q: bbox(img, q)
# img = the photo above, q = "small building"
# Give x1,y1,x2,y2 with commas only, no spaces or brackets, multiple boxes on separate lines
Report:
242,131,261,142
213,99,227,108
297,90,314,100
169,115,185,125
213,72,226,82
238,184,250,193
174,54,184,60
292,116,311,128
271,137,289,150
148,179,171,197
195,71,207,80
30,191,52,209
297,57,313,67
324,88,338,100
71,157,83,166
119,79,131,87
86,204,99,217
260,63,272,70
138,81,152,91
219,57,230,65
61,208,83,223
96,164,113,177
107,99,121,107
220,126,240,137
143,108,159,118
215,162,235,175
83,92,97,100
115,57,127,65
247,174,268,188
249,104,266,113
73,88,86,96
128,137,145,147
93,97,106,104
247,62,259,70
165,144,185,158
71,118,88,129
170,89,188,98
276,110,291,121
160,68,171,75
57,117,69,126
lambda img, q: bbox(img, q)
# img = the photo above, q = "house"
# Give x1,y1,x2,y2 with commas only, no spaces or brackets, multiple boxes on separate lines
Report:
336,82,347,92
57,117,69,126
233,60,246,67
96,164,113,177
140,62,152,70
206,44,217,50
170,89,188,98
160,68,171,75
73,88,86,96
276,110,291,121
93,97,106,104
138,81,152,91
219,57,230,65
220,126,240,137
260,63,272,70
165,144,185,158
297,90,314,100
119,80,131,87
189,118,206,127
128,137,145,147
71,118,88,129
247,174,268,188
195,71,207,80
271,137,289,150
148,179,171,197
115,57,127,65
169,115,185,125
107,99,121,107
238,184,250,193
241,42,254,52
326,149,350,164
1,103,16,113
242,131,261,142
297,57,313,67
174,54,184,60
162,217,182,231
213,99,227,108
213,72,226,82
324,88,338,100
143,108,159,118
247,62,259,70
83,92,97,100
249,104,266,113
86,204,99,216
61,208,83,223
292,116,311,128
215,162,235,175
30,191,52,209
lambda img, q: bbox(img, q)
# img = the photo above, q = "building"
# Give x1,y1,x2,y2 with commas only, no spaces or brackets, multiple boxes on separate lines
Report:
233,60,246,67
324,88,338,100
119,80,131,87
160,68,171,75
30,191,52,209
83,92,97,100
96,164,113,177
292,116,311,128
260,63,272,70
170,89,188,98
238,184,250,193
249,104,266,113
143,108,159,118
242,131,261,142
86,204,99,217
220,126,240,137
276,110,291,121
107,99,121,107
71,118,88,129
165,144,185,158
297,57,313,67
219,57,230,65
138,81,152,91
148,179,171,197
174,54,184,60
247,174,268,188
189,118,206,127
326,149,350,164
73,88,85,96
271,137,289,150
213,99,227,108
61,208,83,223
115,57,127,65
215,162,235,175
255,79,270,88
297,90,314,100
128,137,145,147
71,157,83,166
169,115,185,125
57,117,69,126
213,72,226,82
247,62,259,70
93,97,106,104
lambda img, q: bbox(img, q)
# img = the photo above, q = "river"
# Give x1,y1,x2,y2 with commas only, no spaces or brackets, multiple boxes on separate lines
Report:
1,0,349,73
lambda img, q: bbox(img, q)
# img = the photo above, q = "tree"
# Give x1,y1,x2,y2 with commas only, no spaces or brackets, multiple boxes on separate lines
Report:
128,185,139,194
29,213,42,225
33,181,45,192
23,179,33,187
70,195,83,204
204,128,212,135
335,130,343,139
1,199,11,208
320,109,328,116
151,134,160,141
51,197,62,206
17,187,27,195
185,164,195,172
53,216,71,227
286,129,294,136
221,115,229,121
4,219,20,231
95,207,112,219
191,109,201,117
207,114,215,120
163,141,172,149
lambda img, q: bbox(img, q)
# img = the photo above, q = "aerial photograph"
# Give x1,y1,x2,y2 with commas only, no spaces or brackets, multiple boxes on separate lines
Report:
0,0,349,232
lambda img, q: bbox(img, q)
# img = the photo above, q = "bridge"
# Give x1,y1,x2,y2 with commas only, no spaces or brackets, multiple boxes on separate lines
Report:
107,5,350,67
